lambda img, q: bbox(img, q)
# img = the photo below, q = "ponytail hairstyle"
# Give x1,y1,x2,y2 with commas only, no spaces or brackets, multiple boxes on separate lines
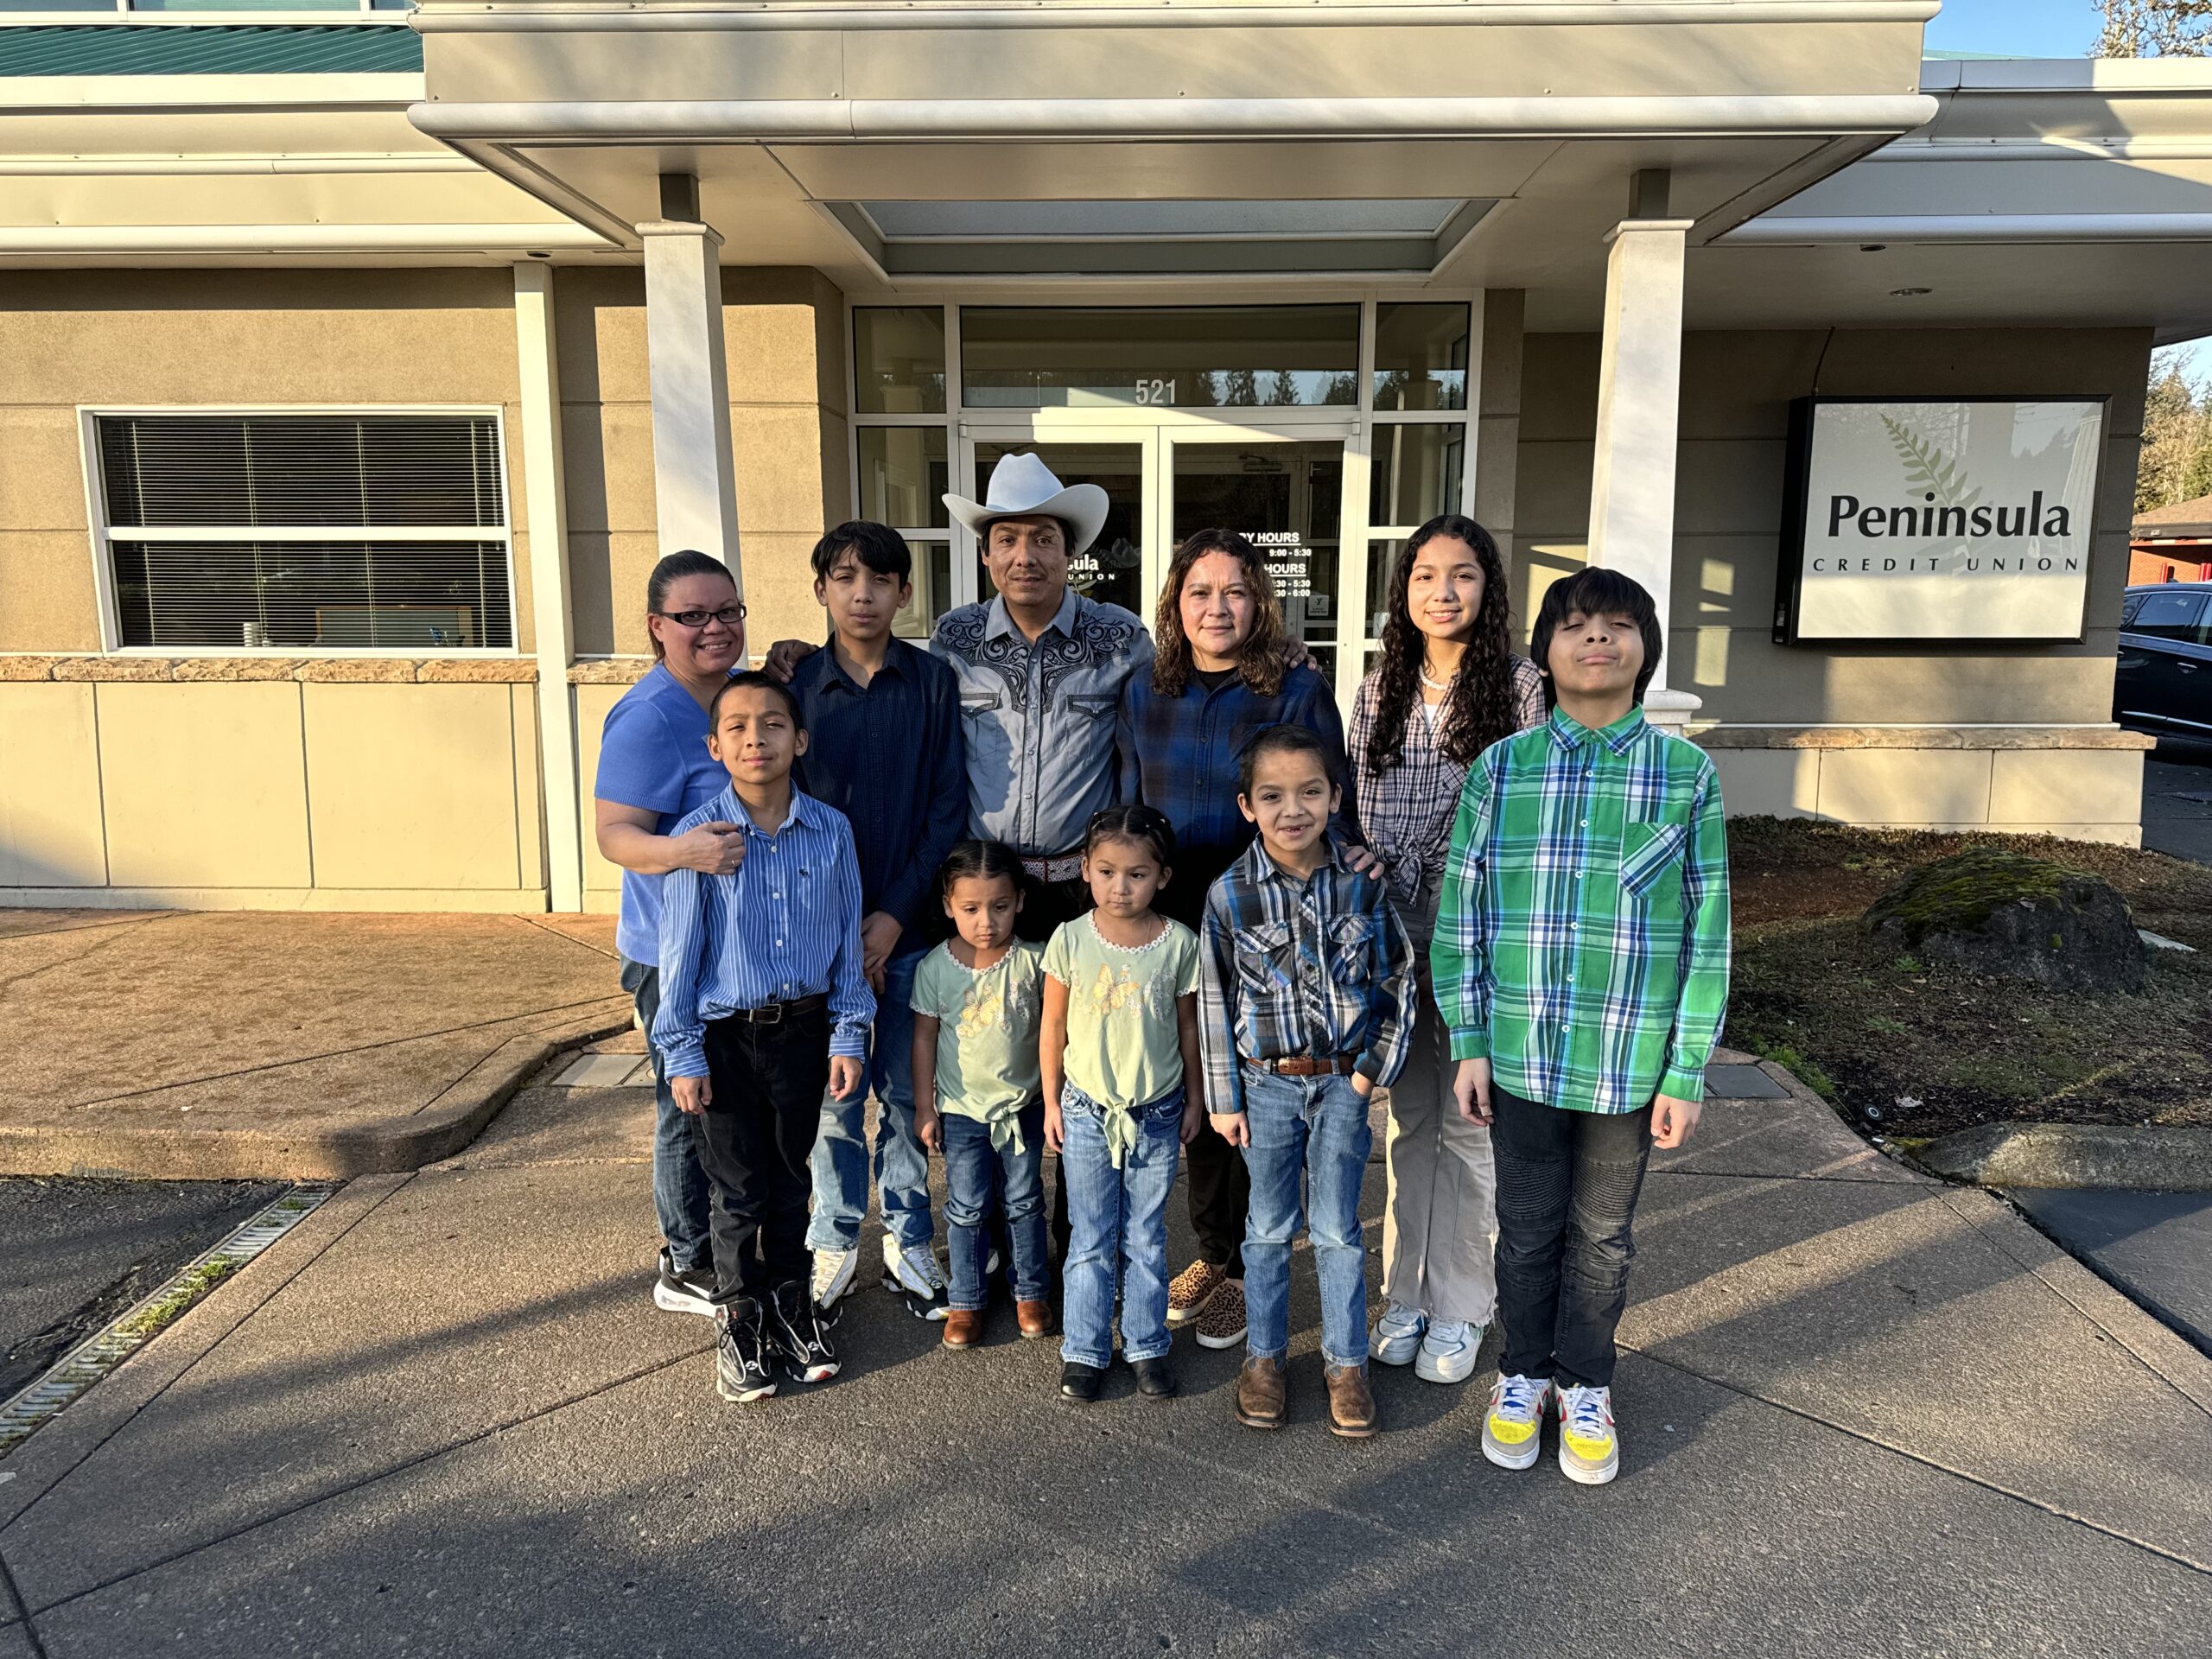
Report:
645,550,736,661
1364,514,1519,772
938,838,1026,902
1081,804,1177,870
1151,527,1287,699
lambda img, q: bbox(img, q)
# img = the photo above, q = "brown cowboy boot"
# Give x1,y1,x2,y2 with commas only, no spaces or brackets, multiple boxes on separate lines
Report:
1015,1299,1053,1339
942,1308,984,1350
1325,1362,1378,1439
1235,1356,1286,1430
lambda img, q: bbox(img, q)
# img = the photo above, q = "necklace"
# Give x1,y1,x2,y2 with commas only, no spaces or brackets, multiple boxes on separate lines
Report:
1420,662,1455,692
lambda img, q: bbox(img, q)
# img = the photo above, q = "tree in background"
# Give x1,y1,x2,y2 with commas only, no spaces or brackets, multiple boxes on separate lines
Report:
2100,0,2212,55
2136,347,2212,513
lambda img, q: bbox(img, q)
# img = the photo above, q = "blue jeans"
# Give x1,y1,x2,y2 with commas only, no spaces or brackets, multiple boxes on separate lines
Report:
1058,1081,1185,1370
620,957,712,1274
807,943,933,1253
942,1105,1049,1311
1242,1066,1374,1368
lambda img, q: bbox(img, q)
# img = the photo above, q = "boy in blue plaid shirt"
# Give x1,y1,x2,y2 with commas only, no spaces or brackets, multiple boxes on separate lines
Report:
1198,726,1416,1439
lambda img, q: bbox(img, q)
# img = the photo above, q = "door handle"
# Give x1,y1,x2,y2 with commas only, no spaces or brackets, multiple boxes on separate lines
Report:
2181,662,2200,674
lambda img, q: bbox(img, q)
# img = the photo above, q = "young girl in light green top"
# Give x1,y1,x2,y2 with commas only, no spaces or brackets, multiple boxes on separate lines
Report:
912,841,1052,1349
1040,805,1203,1404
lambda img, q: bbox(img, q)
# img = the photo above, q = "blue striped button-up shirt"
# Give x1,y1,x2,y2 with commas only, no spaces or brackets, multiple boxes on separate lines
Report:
652,785,876,1079
1197,838,1417,1116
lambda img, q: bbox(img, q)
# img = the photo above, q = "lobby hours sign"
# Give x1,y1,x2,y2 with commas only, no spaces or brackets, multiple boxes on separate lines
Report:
1776,397,2104,643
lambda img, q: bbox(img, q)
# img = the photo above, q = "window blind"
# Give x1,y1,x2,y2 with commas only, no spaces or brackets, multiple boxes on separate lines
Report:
95,414,513,652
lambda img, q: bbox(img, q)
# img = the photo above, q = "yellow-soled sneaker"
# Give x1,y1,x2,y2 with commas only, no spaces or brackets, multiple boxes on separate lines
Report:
1479,1373,1553,1471
1556,1383,1620,1485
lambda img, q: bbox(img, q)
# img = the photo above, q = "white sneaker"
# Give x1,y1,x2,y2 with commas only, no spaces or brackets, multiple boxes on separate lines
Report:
1414,1319,1482,1385
881,1233,950,1321
1557,1384,1620,1485
810,1246,859,1308
1370,1302,1427,1367
1481,1373,1554,1471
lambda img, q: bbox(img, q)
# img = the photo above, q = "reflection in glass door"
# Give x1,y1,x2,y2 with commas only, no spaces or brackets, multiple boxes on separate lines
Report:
969,440,1148,620
1168,439,1346,688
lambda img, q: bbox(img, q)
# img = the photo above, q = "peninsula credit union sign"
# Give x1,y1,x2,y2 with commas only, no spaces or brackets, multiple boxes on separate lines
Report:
1775,397,2107,643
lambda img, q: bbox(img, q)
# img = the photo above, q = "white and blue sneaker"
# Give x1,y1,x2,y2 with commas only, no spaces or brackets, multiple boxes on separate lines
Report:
1481,1373,1554,1471
881,1233,950,1321
1371,1301,1428,1366
1414,1319,1483,1385
810,1246,859,1309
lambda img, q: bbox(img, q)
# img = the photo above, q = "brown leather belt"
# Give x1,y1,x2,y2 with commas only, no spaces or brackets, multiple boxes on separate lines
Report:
1243,1054,1359,1077
728,994,828,1026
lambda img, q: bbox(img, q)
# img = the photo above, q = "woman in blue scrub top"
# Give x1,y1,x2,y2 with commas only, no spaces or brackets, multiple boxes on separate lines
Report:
594,549,747,1319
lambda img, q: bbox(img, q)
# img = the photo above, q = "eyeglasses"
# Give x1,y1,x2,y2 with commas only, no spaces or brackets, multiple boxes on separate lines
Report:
654,603,747,629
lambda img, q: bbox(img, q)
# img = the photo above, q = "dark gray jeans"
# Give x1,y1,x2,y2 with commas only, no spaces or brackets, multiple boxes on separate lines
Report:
1491,1084,1654,1390
620,957,714,1274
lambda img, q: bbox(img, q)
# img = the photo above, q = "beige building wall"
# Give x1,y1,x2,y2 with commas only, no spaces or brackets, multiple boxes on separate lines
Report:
556,265,850,661
0,269,533,654
0,264,852,909
1517,325,2153,843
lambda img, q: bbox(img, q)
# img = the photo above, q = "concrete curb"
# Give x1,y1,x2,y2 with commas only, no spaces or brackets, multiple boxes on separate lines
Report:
0,1003,633,1182
1910,1122,2212,1192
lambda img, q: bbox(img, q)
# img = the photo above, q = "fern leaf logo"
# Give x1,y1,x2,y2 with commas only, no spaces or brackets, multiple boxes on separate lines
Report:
1879,415,1982,512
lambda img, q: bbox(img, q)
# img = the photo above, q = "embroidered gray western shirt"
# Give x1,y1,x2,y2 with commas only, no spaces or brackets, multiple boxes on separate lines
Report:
930,588,1154,857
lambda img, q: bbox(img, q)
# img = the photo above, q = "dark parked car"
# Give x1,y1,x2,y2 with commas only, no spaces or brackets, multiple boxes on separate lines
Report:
2116,581,2212,736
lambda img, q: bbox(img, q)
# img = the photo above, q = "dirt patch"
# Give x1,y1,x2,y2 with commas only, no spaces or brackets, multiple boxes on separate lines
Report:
1727,818,2212,1140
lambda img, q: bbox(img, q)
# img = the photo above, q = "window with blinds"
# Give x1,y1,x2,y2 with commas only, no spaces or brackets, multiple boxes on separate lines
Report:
92,413,515,652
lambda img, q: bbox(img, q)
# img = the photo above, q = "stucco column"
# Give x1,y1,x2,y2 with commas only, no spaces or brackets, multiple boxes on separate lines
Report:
1586,215,1699,728
640,214,742,586
513,262,583,912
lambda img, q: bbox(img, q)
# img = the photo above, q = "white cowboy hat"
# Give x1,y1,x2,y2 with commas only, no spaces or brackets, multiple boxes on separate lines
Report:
943,452,1109,556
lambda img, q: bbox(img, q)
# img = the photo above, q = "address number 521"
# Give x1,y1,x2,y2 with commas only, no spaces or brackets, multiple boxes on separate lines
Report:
1134,378,1177,405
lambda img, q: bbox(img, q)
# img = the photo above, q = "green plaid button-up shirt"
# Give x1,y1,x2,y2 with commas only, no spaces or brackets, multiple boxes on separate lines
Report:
1432,705,1731,1113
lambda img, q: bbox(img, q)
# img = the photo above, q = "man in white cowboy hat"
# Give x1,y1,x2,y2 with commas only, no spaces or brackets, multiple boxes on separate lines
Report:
931,451,1153,919
766,454,1154,1270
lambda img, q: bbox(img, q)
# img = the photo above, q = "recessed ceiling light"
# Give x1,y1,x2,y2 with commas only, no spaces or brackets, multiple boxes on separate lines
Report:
1889,287,1932,297
1859,243,1888,252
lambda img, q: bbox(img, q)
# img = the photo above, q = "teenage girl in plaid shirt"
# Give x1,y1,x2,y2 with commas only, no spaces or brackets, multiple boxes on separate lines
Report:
1347,515,1546,1389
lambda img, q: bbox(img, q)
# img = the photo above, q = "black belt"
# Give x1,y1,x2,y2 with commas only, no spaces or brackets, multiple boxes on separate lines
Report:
1243,1054,1359,1077
727,994,828,1026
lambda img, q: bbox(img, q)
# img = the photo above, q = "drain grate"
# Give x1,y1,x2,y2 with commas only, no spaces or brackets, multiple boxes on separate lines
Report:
0,1183,337,1460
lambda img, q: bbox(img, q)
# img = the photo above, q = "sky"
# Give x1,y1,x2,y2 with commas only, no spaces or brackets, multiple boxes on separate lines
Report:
1923,1,2212,375
1923,0,2102,57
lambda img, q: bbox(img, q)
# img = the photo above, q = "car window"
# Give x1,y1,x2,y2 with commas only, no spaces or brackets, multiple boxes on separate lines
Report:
2127,591,2207,639
2121,593,2146,627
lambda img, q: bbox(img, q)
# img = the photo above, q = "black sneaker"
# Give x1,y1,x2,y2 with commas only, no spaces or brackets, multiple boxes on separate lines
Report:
715,1304,778,1403
653,1248,716,1318
770,1281,841,1384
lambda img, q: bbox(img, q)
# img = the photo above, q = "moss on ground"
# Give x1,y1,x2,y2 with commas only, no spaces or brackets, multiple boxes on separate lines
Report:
115,1255,239,1342
1861,846,2093,944
1729,818,2212,1137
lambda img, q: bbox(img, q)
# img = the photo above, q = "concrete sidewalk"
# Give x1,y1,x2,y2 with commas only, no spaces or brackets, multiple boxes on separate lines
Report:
0,1063,2206,1656
0,910,631,1180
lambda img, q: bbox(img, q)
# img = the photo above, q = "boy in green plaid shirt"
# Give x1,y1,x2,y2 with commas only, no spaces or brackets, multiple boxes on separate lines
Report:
1432,568,1729,1487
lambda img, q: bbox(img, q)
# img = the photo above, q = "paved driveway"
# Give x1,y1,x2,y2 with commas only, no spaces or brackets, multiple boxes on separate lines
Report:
0,1070,2205,1657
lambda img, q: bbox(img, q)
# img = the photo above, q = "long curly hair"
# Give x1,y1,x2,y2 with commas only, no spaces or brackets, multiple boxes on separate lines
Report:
1364,514,1520,772
1150,527,1287,699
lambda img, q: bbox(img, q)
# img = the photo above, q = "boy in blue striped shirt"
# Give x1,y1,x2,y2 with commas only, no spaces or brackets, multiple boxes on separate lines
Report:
654,671,876,1404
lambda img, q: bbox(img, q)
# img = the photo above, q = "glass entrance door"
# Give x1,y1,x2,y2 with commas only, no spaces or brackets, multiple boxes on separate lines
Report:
956,418,1363,702
967,435,1152,618
1165,435,1346,689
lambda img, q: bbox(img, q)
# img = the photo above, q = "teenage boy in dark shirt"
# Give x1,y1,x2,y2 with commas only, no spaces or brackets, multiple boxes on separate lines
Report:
788,522,969,1319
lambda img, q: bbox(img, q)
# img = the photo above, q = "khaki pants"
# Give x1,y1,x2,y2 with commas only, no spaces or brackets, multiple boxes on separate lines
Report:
1380,886,1500,1326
